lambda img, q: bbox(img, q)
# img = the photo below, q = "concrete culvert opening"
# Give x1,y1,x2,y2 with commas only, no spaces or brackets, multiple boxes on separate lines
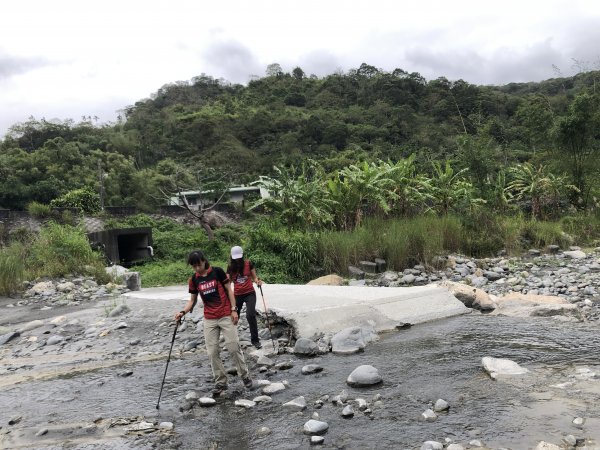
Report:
87,227,153,267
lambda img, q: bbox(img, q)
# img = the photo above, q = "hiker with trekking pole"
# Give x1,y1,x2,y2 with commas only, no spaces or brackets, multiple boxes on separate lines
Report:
227,245,263,349
173,250,253,397
227,245,278,352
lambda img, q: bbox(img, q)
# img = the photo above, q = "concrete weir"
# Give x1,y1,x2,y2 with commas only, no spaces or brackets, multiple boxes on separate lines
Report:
125,283,469,338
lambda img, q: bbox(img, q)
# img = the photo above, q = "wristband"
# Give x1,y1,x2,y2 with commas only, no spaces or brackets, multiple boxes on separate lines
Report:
180,310,186,316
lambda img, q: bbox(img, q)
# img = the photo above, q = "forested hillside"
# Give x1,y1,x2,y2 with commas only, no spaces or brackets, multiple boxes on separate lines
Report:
1,63,599,213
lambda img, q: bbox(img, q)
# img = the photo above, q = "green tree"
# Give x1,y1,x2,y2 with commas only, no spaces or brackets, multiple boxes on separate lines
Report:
328,161,397,230
251,162,335,230
552,91,600,206
505,163,577,219
428,161,483,215
50,187,101,214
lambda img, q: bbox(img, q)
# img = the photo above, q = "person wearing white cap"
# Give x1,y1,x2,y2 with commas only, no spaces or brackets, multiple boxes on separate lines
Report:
227,245,263,349
175,249,252,396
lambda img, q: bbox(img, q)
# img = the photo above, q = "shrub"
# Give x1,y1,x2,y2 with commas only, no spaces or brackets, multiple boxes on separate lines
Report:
136,260,190,287
27,201,53,218
26,222,105,279
246,221,318,282
50,187,100,215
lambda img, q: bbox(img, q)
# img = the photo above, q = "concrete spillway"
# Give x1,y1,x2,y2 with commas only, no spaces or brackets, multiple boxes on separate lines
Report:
125,283,469,338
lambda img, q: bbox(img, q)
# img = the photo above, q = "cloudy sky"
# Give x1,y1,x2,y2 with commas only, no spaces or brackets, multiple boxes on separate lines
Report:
1,0,599,137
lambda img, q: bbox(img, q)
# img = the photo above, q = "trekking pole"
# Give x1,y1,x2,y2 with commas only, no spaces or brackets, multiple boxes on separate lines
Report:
156,317,182,410
258,285,278,352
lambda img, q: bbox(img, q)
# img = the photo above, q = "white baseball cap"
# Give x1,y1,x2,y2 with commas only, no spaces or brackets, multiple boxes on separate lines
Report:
230,246,243,259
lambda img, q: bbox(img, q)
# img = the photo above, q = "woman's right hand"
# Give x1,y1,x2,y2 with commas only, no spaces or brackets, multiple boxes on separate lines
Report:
175,311,185,322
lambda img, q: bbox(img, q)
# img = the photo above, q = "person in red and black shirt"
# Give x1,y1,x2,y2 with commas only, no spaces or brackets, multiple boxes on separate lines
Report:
227,245,263,349
175,250,252,395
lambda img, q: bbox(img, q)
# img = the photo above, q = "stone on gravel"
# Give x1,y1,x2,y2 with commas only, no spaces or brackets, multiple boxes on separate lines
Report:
302,364,324,374
283,396,307,411
294,338,319,356
421,441,443,450
331,325,378,354
198,397,217,406
346,365,382,387
256,426,271,437
482,356,529,379
8,416,22,425
303,419,329,435
341,404,354,417
563,250,586,259
235,399,256,408
311,436,325,445
422,409,437,421
534,442,561,450
46,335,64,346
159,422,173,430
185,391,198,401
434,399,449,412
262,382,286,395
257,355,275,366
0,331,20,346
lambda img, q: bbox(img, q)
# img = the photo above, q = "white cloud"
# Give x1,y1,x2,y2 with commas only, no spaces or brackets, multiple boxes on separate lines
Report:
1,0,600,136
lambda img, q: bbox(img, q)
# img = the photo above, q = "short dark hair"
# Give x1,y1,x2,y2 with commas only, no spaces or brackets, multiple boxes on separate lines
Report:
187,250,209,269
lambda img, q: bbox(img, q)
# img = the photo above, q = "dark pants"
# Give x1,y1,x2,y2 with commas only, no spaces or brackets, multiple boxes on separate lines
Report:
236,291,259,344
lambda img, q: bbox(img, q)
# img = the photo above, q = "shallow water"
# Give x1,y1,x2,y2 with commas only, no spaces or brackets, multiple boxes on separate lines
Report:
2,314,600,449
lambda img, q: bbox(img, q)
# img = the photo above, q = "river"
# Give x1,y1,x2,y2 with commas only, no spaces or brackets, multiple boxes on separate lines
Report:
2,312,600,449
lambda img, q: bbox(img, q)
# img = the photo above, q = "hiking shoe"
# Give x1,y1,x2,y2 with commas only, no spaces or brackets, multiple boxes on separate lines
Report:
212,384,227,396
252,341,262,349
242,377,253,389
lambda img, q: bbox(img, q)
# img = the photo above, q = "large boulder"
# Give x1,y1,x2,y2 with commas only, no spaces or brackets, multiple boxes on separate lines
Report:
331,325,378,354
438,280,496,311
490,293,581,320
307,275,344,286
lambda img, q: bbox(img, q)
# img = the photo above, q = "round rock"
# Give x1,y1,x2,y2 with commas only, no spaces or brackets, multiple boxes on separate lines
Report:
346,365,382,387
303,419,329,435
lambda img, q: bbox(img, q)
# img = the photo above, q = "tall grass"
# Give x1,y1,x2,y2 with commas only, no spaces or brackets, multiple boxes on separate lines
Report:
26,222,108,281
560,214,600,246
0,242,26,296
317,215,463,273
27,201,52,218
315,213,589,275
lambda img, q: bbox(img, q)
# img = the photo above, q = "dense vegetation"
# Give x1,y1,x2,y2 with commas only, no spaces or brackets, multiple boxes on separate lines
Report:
1,64,599,211
1,64,599,291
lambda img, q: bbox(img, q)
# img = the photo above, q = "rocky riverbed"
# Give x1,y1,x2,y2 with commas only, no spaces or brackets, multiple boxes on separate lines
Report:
1,247,600,449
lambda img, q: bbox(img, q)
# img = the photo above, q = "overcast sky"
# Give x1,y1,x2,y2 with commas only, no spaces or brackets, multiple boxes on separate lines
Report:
1,0,599,137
